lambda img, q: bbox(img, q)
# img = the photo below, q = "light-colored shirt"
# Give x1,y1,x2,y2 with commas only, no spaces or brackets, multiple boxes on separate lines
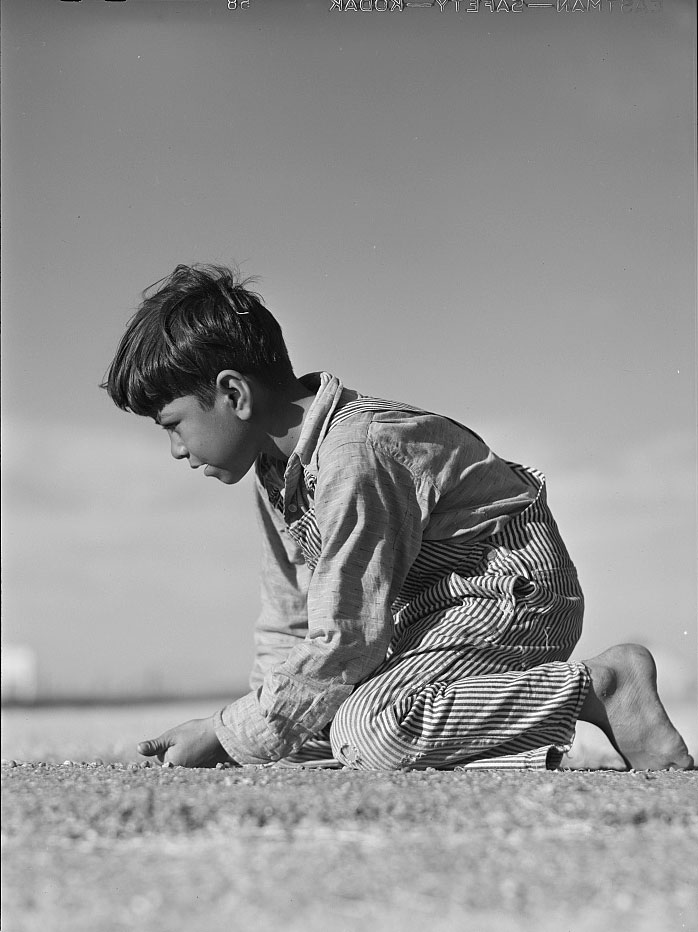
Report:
214,372,537,763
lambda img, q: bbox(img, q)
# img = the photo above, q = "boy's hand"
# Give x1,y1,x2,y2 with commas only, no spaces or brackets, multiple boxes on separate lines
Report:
137,716,232,768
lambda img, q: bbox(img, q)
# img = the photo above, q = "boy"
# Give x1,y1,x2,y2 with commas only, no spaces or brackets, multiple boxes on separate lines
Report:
102,264,693,772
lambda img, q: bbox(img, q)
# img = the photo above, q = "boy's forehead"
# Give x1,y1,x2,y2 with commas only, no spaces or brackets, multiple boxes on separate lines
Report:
156,395,200,422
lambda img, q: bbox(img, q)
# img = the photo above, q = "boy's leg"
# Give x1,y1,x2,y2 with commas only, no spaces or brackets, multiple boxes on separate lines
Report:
330,643,693,771
330,653,588,771
329,617,693,771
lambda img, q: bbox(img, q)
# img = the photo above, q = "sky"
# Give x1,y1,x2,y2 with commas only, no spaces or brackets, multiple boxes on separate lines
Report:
1,0,696,703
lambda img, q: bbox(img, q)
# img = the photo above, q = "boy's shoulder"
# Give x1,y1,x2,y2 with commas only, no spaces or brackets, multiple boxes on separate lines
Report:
318,389,488,468
297,373,492,483
328,389,483,442
329,393,426,432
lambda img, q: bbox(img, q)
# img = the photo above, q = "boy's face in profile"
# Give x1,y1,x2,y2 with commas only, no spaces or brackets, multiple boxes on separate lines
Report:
156,385,259,485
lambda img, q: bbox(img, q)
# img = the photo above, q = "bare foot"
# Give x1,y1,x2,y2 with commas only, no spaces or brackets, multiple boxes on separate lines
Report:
560,721,627,770
579,644,694,771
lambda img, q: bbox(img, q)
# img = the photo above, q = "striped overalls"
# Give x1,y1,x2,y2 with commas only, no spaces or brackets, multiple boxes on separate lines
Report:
274,393,588,771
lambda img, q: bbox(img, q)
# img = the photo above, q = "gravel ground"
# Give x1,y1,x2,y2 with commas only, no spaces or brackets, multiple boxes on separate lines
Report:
3,761,698,932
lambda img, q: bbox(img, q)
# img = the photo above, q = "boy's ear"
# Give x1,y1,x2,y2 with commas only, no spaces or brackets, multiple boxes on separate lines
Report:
215,370,253,420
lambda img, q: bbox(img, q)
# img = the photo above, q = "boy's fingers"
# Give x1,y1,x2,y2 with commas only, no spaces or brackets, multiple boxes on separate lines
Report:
138,736,169,757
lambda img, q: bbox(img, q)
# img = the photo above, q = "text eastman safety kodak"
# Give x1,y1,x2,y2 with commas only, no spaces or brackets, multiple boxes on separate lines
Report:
325,0,662,12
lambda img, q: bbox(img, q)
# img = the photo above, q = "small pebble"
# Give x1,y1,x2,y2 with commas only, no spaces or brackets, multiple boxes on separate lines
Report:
162,761,174,769
93,759,104,766
140,761,151,769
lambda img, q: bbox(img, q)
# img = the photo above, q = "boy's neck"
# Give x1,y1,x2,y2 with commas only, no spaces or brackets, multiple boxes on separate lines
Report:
259,378,317,462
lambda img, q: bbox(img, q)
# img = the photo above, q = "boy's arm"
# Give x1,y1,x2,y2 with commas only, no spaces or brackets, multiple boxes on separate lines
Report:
213,436,426,763
248,483,313,690
138,482,314,768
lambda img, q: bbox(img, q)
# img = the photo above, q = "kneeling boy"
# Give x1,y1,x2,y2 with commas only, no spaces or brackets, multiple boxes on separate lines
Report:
102,264,693,772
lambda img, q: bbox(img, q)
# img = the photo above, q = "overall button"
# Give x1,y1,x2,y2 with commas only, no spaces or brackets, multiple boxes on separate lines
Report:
287,503,298,514
487,549,498,562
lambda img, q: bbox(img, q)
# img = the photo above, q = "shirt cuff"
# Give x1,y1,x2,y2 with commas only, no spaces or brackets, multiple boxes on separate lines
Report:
213,692,283,764
213,678,355,764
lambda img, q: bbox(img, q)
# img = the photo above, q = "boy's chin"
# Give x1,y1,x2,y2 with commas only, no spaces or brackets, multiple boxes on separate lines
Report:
204,465,237,484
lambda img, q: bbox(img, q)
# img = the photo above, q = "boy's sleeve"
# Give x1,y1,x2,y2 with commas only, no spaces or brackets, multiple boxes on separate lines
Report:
248,484,313,691
213,436,426,764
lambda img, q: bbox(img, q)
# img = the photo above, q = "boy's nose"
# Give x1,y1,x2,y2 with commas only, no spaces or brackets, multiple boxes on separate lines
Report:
170,437,188,460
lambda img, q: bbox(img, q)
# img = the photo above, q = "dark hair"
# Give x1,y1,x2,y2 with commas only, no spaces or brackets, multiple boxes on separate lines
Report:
101,264,295,417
